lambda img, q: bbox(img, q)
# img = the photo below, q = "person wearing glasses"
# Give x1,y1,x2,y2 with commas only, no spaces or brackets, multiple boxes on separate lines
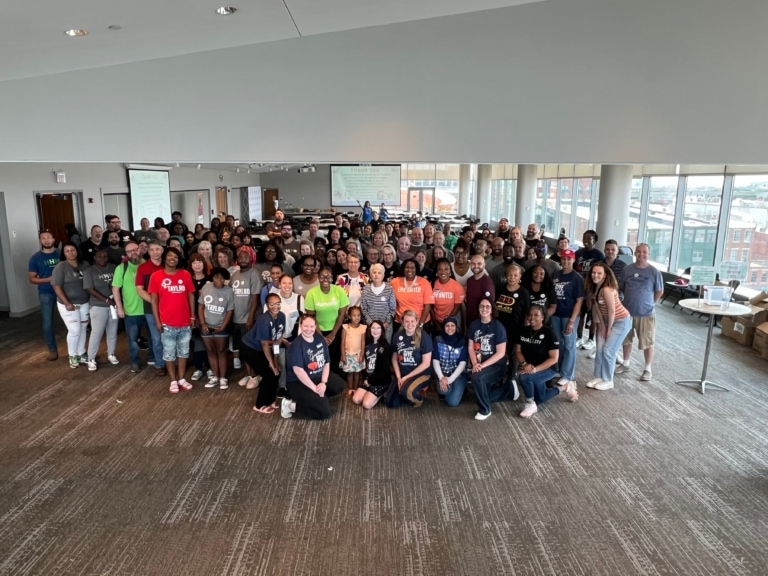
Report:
282,314,345,419
450,240,473,289
468,298,510,420
103,214,134,246
241,293,286,414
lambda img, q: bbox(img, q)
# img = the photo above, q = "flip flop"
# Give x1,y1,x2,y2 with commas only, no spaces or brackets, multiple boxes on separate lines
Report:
252,405,275,414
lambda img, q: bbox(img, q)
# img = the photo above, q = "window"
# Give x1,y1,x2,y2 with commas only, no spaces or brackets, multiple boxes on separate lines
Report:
744,230,752,243
733,229,741,242
730,249,739,261
751,271,758,283
728,174,768,290
627,177,642,246
675,175,722,274
692,251,703,263
742,249,750,261
574,178,595,241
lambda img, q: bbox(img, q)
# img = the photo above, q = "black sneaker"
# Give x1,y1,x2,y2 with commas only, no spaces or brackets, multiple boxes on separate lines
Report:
130,363,142,373
137,337,149,351
276,387,291,400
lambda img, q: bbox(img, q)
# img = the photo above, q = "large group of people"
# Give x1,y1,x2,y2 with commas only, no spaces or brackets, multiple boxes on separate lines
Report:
28,208,663,421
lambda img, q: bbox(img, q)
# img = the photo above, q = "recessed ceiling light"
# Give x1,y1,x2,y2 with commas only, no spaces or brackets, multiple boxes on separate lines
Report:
108,25,122,31
216,6,237,15
64,29,88,37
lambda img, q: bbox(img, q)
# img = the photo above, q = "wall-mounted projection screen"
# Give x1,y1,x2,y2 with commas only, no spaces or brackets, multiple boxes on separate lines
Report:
330,164,401,207
128,169,172,227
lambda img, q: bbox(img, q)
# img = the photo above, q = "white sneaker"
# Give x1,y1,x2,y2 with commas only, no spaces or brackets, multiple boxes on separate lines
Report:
576,337,585,349
508,378,519,401
582,339,596,351
108,354,119,365
205,377,219,388
191,370,204,381
233,358,241,370
616,351,624,364
615,364,630,375
280,397,293,419
206,369,214,379
87,360,97,371
640,369,652,382
474,411,492,421
147,360,156,366
585,378,602,389
520,402,538,418
595,380,614,391
557,377,569,386
587,349,597,359
219,378,229,390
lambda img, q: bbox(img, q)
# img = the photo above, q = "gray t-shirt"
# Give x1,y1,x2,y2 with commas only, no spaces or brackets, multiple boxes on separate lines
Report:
83,264,116,307
621,263,663,317
293,276,319,299
230,266,263,324
51,261,90,304
198,283,235,328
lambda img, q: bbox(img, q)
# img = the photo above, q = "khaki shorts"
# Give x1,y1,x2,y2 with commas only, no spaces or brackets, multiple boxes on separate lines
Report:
622,315,655,350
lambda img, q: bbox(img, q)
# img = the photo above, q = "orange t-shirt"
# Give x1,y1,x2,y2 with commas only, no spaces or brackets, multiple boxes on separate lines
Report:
391,276,435,323
432,278,465,324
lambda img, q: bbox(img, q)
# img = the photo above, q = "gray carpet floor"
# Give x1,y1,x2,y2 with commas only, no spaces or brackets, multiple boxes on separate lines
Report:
1,303,767,576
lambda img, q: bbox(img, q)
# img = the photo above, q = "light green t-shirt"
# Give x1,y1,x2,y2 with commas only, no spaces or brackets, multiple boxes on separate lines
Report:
304,285,350,332
111,261,143,316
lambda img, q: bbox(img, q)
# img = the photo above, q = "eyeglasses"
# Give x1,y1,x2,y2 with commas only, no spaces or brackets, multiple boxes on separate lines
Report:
266,302,281,307
319,275,333,280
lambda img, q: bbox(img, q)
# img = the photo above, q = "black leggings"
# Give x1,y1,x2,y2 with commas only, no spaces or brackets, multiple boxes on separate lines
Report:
286,372,345,420
322,329,343,376
240,343,279,408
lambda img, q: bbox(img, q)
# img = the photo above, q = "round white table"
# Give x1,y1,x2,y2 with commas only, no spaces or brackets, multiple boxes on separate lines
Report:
676,299,752,394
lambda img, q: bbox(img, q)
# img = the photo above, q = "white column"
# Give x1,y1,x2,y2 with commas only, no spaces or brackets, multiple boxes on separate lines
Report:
596,164,633,245
458,163,472,217
515,164,537,228
476,163,492,224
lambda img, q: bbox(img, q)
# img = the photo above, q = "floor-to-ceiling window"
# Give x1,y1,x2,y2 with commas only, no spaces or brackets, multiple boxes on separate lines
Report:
728,174,768,291
674,175,724,273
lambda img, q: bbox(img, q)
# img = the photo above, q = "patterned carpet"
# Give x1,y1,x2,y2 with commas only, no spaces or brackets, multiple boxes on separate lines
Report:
1,303,767,575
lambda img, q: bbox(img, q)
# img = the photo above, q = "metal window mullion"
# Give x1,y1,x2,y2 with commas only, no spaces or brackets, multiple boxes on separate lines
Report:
713,173,733,266
638,177,650,242
668,176,687,272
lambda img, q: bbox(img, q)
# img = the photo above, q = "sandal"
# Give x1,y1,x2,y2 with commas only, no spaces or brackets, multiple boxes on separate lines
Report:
246,376,260,390
169,381,179,394
178,379,193,391
252,405,275,414
238,376,250,387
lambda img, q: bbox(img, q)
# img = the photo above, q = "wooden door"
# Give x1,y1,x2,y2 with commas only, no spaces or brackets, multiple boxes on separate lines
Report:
37,193,75,244
215,186,228,220
262,189,278,219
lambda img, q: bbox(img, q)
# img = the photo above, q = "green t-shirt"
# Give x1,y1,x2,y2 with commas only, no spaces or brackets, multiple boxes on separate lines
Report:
304,285,350,332
111,261,143,316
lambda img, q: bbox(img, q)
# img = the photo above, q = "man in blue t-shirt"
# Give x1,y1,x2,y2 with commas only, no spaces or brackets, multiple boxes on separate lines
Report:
617,243,663,382
28,230,61,361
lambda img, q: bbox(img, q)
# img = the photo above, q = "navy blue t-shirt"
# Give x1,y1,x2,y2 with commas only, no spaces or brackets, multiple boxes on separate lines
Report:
468,318,507,366
552,270,585,318
287,333,330,383
393,330,433,377
28,250,60,295
242,311,285,352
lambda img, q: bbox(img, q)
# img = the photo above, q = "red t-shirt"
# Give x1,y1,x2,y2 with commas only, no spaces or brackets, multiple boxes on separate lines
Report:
148,268,195,327
135,260,163,314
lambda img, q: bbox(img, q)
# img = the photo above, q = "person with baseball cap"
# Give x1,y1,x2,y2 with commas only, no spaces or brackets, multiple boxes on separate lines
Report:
550,248,585,392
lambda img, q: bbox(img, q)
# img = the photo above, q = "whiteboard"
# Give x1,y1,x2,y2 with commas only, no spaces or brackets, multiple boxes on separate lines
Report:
330,165,401,207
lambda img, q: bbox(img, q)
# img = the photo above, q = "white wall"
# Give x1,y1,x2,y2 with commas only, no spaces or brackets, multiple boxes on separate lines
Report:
259,165,334,210
1,0,767,164
0,163,259,316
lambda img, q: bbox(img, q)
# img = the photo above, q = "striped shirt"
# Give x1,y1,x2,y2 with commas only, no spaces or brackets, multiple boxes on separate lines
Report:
360,282,397,326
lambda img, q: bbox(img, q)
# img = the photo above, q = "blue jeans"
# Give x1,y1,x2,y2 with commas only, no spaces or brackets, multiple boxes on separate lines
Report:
443,373,468,407
595,316,632,382
551,315,579,380
39,292,57,351
144,313,163,364
123,315,147,365
471,362,509,416
519,367,559,404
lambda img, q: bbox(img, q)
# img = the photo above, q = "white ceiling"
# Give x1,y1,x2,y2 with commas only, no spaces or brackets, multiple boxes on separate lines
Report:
0,0,545,82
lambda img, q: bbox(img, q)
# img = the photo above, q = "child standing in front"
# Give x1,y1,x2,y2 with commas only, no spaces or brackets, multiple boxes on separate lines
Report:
340,306,366,396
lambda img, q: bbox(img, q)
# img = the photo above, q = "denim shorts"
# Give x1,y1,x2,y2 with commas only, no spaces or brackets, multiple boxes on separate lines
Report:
161,325,192,361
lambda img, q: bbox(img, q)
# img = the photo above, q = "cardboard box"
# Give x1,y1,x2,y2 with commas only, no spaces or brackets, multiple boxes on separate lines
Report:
752,322,768,358
734,305,768,327
750,291,768,313
721,317,756,346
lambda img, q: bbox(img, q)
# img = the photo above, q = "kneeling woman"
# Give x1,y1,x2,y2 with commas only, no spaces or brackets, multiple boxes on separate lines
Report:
516,305,578,419
283,314,345,420
352,320,392,410
432,316,468,407
468,298,510,420
389,310,433,407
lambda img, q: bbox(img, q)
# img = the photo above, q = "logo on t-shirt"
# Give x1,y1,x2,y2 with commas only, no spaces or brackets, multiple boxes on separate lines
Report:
161,277,187,293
